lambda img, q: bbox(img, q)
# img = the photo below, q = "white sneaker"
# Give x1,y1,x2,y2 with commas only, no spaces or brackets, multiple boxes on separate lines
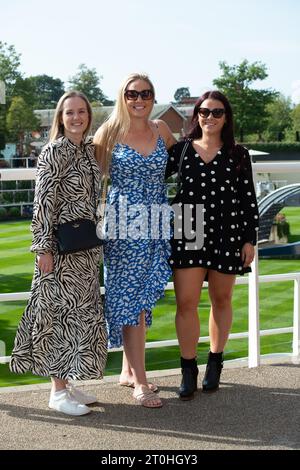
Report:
49,390,91,416
67,384,97,405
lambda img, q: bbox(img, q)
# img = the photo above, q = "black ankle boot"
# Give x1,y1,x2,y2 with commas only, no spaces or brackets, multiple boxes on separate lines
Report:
202,351,223,393
179,357,198,401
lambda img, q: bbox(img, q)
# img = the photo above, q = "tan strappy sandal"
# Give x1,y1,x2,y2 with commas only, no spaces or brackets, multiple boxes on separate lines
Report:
133,387,163,408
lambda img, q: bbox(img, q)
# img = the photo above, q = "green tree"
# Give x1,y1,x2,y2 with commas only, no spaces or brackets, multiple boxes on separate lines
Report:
13,76,36,107
0,42,22,102
174,87,191,102
213,60,277,141
6,96,40,153
26,75,65,108
265,94,292,141
0,42,23,147
68,64,109,104
291,104,300,141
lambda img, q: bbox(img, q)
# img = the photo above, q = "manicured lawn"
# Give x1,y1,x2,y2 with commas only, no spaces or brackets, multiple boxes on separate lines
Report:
0,214,299,387
284,206,300,243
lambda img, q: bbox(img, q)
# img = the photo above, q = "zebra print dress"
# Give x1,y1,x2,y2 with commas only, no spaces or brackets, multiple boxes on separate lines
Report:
10,136,107,380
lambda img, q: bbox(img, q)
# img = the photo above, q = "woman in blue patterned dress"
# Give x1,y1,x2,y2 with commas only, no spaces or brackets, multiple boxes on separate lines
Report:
94,73,176,408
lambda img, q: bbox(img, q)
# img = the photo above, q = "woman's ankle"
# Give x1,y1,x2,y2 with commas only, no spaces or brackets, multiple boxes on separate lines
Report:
51,378,68,393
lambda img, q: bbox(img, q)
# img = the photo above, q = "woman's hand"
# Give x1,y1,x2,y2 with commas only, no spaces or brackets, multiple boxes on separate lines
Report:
241,243,255,268
37,252,54,273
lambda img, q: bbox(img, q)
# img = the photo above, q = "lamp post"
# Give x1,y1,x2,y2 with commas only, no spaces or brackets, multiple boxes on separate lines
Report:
0,81,6,163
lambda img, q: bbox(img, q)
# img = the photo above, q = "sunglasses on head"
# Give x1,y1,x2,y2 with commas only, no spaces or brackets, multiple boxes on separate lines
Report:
124,89,154,101
198,107,225,119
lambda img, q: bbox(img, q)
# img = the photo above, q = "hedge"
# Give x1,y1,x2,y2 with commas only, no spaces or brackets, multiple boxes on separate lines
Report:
242,142,300,153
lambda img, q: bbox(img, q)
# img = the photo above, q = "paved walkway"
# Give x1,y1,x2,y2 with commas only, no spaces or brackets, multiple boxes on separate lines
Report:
0,356,299,450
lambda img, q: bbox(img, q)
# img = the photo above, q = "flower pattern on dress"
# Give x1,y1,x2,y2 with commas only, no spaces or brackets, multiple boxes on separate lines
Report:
104,136,172,348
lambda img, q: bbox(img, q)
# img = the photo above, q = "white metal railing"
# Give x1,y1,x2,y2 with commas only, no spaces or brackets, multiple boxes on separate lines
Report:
0,274,299,363
0,168,36,181
249,162,300,366
1,162,300,367
1,157,38,169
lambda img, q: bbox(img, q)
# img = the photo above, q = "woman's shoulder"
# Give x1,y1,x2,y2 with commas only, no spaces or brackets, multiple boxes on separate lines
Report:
84,136,94,147
233,143,250,157
170,138,192,151
39,140,60,159
37,138,69,169
41,137,67,153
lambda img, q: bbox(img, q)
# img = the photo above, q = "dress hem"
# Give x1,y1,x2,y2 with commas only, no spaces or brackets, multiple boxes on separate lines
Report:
9,362,105,381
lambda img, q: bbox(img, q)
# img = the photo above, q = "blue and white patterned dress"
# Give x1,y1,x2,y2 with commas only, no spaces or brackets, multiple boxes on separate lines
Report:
104,135,172,348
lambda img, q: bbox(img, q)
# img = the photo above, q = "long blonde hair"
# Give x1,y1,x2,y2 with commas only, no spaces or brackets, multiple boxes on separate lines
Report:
93,73,155,176
49,91,92,142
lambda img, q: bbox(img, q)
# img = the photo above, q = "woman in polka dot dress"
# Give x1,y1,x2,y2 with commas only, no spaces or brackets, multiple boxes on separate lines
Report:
165,90,259,400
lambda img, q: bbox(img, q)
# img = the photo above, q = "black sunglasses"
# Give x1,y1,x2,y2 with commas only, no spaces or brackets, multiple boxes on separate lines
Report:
198,107,225,119
124,89,154,101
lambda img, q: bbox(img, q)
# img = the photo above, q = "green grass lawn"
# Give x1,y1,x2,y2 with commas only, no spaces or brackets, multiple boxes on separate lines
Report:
0,210,299,387
284,206,300,243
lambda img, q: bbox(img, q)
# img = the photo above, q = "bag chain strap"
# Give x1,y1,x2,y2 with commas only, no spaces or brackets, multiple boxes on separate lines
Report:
176,139,190,192
85,152,107,222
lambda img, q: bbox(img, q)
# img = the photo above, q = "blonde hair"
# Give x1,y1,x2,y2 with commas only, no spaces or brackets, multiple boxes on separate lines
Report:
93,73,155,176
49,90,92,142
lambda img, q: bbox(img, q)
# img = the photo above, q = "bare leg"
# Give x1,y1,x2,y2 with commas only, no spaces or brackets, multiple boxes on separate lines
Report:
51,377,68,392
174,267,207,358
123,318,146,386
120,341,158,392
208,271,236,352
122,312,161,406
119,351,134,385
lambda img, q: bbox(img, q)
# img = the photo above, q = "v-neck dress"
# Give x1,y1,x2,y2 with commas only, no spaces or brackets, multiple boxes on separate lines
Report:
104,135,172,348
165,140,259,275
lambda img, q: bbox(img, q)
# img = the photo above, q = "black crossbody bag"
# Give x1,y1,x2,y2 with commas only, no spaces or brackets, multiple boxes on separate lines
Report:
55,155,107,255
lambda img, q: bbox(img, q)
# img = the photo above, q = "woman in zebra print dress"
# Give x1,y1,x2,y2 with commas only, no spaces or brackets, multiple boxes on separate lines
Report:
10,91,107,416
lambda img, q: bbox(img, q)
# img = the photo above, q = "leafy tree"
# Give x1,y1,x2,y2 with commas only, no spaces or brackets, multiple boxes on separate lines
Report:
213,60,277,141
24,75,65,108
0,42,23,146
265,94,292,141
0,42,22,102
13,76,36,107
6,97,40,153
68,64,110,104
291,104,300,141
174,87,190,102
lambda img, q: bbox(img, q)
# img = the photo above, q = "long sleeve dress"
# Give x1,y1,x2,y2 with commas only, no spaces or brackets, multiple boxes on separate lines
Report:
10,136,107,380
165,140,259,274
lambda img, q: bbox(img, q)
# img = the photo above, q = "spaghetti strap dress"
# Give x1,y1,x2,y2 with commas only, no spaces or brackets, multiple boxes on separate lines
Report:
104,135,172,348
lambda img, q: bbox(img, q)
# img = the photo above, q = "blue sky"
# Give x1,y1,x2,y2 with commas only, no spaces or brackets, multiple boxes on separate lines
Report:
1,0,300,104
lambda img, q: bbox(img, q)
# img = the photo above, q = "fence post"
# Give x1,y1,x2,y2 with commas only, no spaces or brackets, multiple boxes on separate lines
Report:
292,277,300,357
248,165,260,368
248,246,260,367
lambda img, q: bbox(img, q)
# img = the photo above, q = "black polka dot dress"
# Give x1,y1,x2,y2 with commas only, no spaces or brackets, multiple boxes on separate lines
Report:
165,140,259,275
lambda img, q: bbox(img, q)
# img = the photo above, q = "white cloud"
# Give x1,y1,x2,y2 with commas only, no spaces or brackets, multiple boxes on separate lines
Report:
291,80,300,104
